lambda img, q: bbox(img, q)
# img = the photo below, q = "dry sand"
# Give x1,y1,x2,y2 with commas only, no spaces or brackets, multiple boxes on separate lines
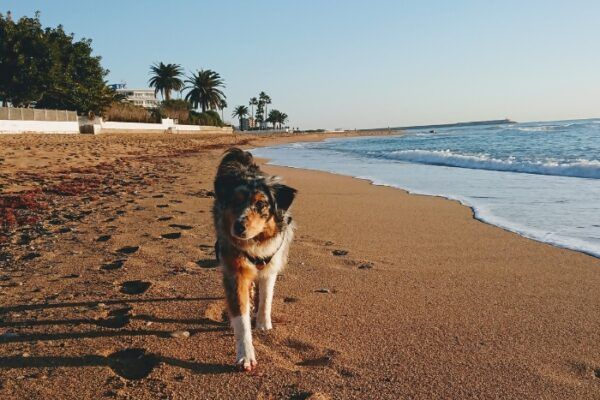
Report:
0,131,599,399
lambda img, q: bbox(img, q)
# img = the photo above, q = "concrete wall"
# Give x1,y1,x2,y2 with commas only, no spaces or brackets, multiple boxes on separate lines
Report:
96,119,232,135
102,120,173,131
0,107,77,121
174,125,233,134
0,119,79,134
0,110,232,135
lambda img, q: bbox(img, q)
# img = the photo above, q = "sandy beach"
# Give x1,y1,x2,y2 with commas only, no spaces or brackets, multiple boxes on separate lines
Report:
0,132,599,399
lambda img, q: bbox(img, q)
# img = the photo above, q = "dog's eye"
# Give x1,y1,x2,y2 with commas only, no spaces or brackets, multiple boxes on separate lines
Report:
255,200,267,210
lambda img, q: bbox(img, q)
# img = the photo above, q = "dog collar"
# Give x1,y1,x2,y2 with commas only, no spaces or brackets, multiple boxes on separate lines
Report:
243,253,273,270
243,229,288,270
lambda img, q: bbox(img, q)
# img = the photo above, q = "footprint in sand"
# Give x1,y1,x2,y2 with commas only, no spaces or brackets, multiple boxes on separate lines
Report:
97,235,112,242
22,252,41,261
195,259,218,268
108,349,158,380
358,261,374,270
157,216,173,221
117,246,139,255
332,249,348,256
152,194,165,198
284,338,317,352
96,307,132,329
161,232,182,240
187,189,214,198
169,224,193,230
297,350,338,367
101,259,126,271
283,297,299,303
120,280,151,295
156,204,169,208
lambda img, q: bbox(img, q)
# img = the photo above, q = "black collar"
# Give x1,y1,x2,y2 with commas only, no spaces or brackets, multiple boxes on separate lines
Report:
243,252,273,270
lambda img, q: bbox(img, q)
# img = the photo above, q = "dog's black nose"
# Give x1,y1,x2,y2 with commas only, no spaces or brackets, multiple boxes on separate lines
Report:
233,220,246,236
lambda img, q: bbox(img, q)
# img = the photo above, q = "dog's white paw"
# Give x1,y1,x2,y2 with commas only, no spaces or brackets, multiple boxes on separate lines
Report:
255,319,272,330
236,343,257,372
235,355,257,372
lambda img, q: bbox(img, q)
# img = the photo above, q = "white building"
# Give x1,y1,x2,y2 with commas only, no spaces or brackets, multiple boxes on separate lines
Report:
109,83,160,109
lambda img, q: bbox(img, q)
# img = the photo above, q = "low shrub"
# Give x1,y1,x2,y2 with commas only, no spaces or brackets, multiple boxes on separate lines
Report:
103,102,159,123
160,99,191,124
189,110,223,127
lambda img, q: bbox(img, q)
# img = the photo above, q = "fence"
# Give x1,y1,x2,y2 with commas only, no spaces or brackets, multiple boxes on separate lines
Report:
0,107,78,122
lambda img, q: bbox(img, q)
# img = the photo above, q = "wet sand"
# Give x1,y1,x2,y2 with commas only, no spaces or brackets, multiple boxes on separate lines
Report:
0,131,599,399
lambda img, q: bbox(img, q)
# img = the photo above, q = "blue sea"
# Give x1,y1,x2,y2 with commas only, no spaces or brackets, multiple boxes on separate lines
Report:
252,119,600,258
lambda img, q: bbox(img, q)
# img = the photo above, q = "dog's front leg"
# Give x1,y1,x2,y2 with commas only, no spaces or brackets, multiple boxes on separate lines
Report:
256,272,277,330
224,272,257,371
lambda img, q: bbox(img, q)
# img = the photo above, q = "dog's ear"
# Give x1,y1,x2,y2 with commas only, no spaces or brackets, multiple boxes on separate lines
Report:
272,184,297,211
214,175,236,202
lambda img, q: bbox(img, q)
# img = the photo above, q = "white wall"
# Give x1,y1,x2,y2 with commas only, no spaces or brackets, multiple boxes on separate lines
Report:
0,119,79,134
174,125,233,134
102,119,175,131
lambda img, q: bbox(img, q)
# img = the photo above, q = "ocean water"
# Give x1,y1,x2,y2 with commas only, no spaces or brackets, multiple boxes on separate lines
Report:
252,119,600,258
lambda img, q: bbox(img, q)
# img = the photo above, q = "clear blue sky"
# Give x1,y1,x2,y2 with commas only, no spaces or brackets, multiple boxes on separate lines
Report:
3,1,600,129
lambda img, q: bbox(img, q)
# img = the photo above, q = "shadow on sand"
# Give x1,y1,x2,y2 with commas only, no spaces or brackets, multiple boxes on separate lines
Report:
0,296,233,378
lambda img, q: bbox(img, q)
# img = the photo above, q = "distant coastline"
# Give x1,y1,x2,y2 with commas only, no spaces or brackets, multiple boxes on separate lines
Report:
363,118,516,132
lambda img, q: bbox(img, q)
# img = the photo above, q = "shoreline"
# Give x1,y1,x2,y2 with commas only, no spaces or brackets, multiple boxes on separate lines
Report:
252,139,600,260
259,159,600,260
1,131,599,399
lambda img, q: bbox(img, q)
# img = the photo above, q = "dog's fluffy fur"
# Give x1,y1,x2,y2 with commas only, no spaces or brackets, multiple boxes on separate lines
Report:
213,148,296,371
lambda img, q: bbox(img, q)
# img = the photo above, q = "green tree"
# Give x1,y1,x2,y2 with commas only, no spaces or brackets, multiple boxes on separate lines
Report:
266,109,278,129
255,100,265,124
232,105,249,130
184,69,226,112
0,11,111,113
249,97,258,119
267,109,288,129
259,91,271,121
219,98,227,122
278,111,288,128
148,62,183,101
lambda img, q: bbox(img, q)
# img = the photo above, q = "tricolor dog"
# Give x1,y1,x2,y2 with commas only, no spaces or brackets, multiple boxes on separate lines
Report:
213,148,296,371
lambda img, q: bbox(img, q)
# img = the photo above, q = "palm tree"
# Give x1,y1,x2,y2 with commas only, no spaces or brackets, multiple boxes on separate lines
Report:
148,62,184,101
232,105,249,130
249,97,258,119
267,109,279,129
267,109,288,129
219,99,227,122
278,112,288,129
184,69,226,112
259,91,272,122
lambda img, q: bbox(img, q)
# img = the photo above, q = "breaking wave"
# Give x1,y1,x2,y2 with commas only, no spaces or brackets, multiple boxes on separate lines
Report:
383,150,600,179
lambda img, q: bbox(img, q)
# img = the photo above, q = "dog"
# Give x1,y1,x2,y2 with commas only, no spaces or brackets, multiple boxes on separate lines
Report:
212,148,296,372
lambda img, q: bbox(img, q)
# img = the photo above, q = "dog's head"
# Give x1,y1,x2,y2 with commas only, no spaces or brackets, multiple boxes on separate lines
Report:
215,148,297,240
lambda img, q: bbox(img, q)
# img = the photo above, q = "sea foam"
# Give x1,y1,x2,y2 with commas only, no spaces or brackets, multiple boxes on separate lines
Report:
385,149,600,179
